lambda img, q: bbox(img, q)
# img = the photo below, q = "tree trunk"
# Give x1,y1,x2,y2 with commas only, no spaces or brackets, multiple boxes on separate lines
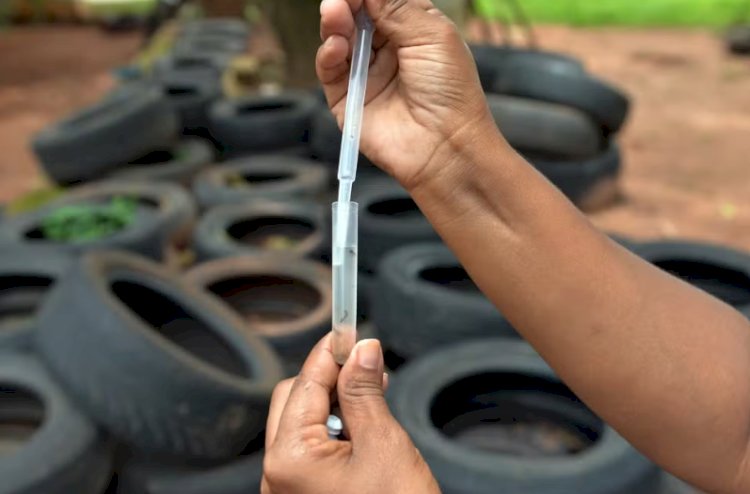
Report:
267,0,322,89
200,0,245,17
265,0,470,89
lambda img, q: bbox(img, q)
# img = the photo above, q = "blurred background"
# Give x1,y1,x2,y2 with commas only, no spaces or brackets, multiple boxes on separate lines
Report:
0,0,749,249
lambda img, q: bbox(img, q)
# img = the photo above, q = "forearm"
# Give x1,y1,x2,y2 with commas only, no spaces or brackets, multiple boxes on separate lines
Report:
410,124,750,493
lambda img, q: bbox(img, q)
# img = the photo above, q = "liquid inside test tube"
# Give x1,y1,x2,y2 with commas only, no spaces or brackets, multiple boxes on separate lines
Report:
332,202,358,364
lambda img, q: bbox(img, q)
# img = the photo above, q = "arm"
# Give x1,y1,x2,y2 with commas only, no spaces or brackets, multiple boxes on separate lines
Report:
318,0,750,492
415,120,750,494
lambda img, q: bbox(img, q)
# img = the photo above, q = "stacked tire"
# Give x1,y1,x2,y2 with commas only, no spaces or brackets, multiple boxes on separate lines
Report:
372,243,516,363
0,182,197,262
473,44,630,211
0,250,284,493
32,83,183,185
156,18,251,138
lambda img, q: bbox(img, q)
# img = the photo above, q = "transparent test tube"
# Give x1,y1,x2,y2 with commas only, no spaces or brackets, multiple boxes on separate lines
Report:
332,202,358,365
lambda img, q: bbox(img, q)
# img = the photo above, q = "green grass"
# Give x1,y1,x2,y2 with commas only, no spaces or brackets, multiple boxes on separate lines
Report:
79,0,158,17
475,0,750,27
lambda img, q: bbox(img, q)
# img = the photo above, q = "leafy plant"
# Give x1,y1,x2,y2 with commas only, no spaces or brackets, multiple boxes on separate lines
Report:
41,196,138,243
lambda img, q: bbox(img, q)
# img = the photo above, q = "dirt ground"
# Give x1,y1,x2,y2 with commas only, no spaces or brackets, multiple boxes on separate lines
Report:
0,24,749,251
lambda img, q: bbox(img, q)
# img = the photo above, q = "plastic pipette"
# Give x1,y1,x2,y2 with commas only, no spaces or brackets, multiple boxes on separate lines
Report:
332,10,374,365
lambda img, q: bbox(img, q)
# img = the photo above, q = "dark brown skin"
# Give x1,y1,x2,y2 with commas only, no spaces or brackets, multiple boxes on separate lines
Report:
262,335,440,494
263,1,750,493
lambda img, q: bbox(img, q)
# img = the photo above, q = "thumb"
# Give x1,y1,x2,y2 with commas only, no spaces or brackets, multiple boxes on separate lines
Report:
366,0,452,48
337,339,394,441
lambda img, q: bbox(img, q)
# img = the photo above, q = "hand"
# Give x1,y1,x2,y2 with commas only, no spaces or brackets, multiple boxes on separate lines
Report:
317,0,497,190
262,335,440,494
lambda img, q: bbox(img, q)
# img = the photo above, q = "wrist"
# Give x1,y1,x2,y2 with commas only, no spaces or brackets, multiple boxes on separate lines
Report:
407,111,512,194
406,113,525,227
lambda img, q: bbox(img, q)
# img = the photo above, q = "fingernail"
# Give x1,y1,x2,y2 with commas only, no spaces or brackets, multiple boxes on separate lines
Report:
355,339,382,370
320,0,332,15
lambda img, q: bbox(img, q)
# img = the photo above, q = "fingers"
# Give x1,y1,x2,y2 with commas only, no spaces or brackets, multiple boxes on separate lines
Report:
265,378,293,450
318,0,357,108
337,339,396,446
316,35,351,87
366,0,450,48
273,334,340,446
320,0,355,42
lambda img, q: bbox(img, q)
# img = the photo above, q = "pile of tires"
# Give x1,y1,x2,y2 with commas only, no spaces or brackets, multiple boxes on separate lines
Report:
366,237,749,493
472,44,630,211
1,15,319,491
0,249,284,493
154,18,250,138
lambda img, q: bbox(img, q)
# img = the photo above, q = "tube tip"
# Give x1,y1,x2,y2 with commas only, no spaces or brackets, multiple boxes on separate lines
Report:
355,9,374,32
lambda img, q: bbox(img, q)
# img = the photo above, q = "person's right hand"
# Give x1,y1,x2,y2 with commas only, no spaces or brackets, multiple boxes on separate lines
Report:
262,335,441,494
318,0,499,190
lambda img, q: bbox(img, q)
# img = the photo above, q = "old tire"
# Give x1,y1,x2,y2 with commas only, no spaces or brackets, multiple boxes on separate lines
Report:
727,25,750,55
373,243,516,359
0,355,113,494
36,251,284,459
528,140,622,211
488,94,602,160
120,455,262,494
152,53,230,78
181,18,249,40
192,155,328,209
470,44,585,91
155,68,223,134
634,240,750,316
358,269,376,322
110,138,215,186
491,63,629,134
0,182,197,261
309,104,375,169
608,234,640,253
186,256,332,372
388,339,661,494
355,178,439,272
118,435,263,494
192,201,327,262
660,475,699,494
173,35,247,56
208,93,317,156
0,246,72,352
32,83,179,185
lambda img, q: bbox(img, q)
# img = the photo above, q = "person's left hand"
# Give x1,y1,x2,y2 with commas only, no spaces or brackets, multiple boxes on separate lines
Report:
261,334,440,494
